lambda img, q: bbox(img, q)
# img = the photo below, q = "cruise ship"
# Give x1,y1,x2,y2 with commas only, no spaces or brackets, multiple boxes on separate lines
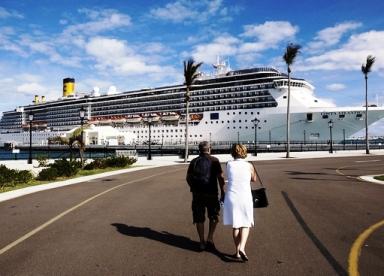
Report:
1,60,384,146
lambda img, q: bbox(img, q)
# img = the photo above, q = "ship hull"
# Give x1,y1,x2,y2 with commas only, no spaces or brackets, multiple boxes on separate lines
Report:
2,107,383,146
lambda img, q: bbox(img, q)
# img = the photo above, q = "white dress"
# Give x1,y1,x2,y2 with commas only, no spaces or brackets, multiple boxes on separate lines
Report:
223,159,254,228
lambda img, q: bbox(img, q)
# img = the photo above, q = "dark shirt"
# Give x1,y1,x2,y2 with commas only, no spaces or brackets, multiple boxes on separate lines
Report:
186,153,223,195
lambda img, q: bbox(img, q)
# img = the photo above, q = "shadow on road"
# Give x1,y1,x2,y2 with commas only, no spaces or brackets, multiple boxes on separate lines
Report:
281,191,348,276
111,223,240,263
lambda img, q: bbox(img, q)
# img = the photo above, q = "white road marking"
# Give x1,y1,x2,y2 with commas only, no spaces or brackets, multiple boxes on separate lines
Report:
354,160,381,163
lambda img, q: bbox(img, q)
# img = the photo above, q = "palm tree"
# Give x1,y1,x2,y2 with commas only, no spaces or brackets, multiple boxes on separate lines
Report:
283,43,301,158
50,127,86,165
183,58,203,162
69,127,86,166
361,55,376,154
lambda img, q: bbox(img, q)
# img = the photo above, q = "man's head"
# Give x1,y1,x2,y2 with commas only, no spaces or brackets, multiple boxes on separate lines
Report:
198,141,211,154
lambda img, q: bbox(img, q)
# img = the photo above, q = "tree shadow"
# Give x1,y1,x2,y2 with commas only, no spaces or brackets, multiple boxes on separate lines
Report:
111,223,239,262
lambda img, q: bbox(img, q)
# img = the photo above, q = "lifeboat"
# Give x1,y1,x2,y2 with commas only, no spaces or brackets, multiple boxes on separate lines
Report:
161,112,180,121
99,119,112,125
126,114,142,123
190,113,203,121
111,116,126,124
142,113,160,122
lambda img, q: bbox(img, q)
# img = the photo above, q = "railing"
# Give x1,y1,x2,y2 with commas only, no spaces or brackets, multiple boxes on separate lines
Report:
1,139,383,161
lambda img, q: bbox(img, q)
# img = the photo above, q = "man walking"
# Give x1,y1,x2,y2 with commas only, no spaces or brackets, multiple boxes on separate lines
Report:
186,141,225,251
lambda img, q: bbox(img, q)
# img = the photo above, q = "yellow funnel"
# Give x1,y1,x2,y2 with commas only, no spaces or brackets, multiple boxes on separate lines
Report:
63,78,75,97
34,95,39,104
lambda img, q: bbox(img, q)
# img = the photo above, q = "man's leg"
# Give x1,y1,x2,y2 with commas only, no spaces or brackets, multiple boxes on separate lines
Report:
196,222,205,246
207,219,218,242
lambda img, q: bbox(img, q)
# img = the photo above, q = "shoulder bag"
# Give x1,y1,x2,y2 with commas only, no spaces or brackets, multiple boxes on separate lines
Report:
251,165,269,208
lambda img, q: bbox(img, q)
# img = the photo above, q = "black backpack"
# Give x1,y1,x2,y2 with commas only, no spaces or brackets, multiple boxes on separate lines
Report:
187,156,212,193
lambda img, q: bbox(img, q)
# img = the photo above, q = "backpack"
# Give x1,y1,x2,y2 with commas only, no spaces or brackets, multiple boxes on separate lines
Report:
187,156,212,193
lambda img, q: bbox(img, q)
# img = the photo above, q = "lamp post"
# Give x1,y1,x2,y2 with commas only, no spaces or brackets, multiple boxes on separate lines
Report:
328,120,333,154
28,113,34,164
252,118,260,156
237,131,240,144
147,117,152,160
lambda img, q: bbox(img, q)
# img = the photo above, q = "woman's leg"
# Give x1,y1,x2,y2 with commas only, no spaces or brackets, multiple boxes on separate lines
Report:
232,228,241,255
239,227,250,252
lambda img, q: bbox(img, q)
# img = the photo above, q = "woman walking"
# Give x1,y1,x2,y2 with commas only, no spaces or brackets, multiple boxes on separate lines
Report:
223,144,257,261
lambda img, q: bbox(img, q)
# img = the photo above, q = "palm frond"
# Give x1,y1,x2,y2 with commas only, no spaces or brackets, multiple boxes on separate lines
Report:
184,58,203,86
361,55,375,75
283,43,301,66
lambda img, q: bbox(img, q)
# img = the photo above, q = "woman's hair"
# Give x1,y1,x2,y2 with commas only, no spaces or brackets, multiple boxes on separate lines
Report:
231,144,247,159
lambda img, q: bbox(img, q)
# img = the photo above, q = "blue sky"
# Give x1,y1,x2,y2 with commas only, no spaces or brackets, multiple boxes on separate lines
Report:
0,0,384,119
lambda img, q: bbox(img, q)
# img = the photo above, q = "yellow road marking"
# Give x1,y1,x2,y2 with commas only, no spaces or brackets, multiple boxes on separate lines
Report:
0,168,183,256
348,220,384,276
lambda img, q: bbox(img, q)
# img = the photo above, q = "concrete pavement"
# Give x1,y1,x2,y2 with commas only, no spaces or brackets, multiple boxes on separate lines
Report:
1,149,384,203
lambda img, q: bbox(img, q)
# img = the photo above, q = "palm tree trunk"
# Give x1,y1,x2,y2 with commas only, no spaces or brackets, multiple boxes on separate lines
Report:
286,72,291,158
184,87,190,162
365,75,370,154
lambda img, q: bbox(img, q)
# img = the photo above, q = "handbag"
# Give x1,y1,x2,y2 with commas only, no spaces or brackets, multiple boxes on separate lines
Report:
251,165,269,208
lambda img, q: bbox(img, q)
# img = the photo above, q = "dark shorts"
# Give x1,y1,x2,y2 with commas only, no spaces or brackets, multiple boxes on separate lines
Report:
192,193,220,224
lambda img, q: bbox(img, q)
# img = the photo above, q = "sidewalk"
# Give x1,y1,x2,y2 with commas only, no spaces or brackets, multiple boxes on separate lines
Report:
1,149,384,203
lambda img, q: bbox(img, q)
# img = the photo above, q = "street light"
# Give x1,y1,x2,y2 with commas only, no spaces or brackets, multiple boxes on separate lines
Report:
328,120,333,154
28,113,34,164
147,117,152,160
252,118,260,156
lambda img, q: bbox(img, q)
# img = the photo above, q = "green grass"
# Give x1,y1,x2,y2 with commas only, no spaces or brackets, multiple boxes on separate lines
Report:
0,165,137,194
373,175,384,181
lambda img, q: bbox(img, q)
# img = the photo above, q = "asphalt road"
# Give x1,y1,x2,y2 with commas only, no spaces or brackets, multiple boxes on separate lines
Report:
0,156,383,275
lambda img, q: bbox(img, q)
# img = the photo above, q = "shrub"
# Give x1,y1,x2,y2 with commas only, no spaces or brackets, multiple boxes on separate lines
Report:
105,156,137,168
37,167,58,181
84,159,108,170
83,156,136,170
14,170,34,184
36,154,49,167
50,159,79,177
0,165,16,188
0,165,33,188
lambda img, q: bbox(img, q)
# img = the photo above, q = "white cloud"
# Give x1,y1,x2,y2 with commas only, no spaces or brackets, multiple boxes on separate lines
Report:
149,0,225,23
192,35,239,64
0,6,23,19
242,21,298,43
62,9,131,36
300,31,384,72
191,21,298,64
85,36,177,76
16,82,45,94
326,83,346,91
307,22,361,52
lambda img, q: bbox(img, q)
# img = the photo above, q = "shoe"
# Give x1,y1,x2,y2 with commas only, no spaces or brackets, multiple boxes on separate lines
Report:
206,241,216,252
239,251,248,262
230,253,242,261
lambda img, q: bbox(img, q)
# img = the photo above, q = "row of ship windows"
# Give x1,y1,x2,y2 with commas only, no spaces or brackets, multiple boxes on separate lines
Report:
91,85,272,107
193,84,273,95
321,114,362,119
94,103,277,116
134,125,258,135
92,93,272,111
205,120,267,124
